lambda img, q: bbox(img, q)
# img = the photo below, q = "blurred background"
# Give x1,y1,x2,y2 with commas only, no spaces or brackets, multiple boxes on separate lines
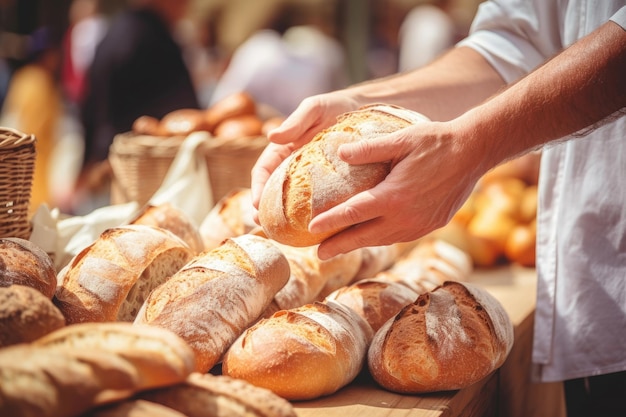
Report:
0,0,484,215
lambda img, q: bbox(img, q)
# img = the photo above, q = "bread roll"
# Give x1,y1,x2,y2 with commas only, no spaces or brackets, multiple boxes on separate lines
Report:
130,203,205,254
326,278,418,332
35,322,197,385
85,399,188,417
214,114,263,140
258,104,429,247
158,109,211,136
134,234,290,373
0,237,57,298
136,372,297,417
198,188,257,251
0,285,66,347
223,300,373,400
132,116,161,136
205,91,257,129
54,225,194,324
368,281,514,394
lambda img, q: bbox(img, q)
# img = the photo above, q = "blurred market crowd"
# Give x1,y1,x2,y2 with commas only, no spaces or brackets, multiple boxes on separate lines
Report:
0,0,482,216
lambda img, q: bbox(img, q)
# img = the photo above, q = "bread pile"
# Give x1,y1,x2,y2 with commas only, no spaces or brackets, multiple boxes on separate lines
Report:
131,91,284,140
429,152,541,267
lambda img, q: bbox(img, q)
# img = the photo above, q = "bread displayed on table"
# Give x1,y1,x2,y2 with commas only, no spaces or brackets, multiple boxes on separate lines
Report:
134,234,290,373
368,281,514,394
0,284,66,347
0,322,195,417
54,225,194,324
223,300,373,401
0,237,57,298
257,104,430,247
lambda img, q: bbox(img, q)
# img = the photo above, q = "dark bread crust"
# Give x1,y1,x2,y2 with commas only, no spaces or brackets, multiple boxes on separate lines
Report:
0,237,57,298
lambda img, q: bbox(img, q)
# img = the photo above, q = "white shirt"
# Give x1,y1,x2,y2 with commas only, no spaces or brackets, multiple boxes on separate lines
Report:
459,1,626,382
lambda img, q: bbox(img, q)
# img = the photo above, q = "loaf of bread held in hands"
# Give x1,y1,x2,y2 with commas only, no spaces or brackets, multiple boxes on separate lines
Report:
130,203,205,254
223,300,373,401
0,323,195,417
134,234,290,373
368,281,514,394
54,225,194,324
0,237,57,298
0,284,65,347
136,372,297,417
258,104,429,247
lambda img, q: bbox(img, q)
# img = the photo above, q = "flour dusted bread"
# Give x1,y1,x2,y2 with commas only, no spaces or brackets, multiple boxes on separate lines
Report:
258,104,429,247
0,237,57,298
54,225,194,324
367,281,514,394
0,285,66,347
136,372,297,417
223,300,373,400
134,234,290,372
130,203,205,254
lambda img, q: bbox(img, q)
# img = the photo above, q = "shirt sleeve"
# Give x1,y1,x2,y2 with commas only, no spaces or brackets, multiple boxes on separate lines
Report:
610,6,626,29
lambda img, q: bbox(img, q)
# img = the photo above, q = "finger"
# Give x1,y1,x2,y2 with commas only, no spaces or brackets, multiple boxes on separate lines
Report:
250,143,294,208
338,130,411,165
309,189,382,236
316,217,398,260
268,100,326,145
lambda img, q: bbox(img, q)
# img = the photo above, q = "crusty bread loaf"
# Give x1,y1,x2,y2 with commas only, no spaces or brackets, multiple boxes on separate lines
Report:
54,225,194,324
136,372,297,417
130,203,205,254
223,300,373,400
326,278,418,332
198,188,257,251
367,281,514,394
0,322,196,417
85,399,188,417
0,237,57,298
35,322,197,385
353,245,401,281
315,249,363,299
134,234,290,373
0,284,66,347
258,104,429,247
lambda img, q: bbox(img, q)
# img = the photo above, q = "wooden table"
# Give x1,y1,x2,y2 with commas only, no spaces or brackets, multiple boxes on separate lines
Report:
293,266,566,417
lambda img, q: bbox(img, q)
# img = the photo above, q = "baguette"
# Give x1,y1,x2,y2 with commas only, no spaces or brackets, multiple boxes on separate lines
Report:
134,234,290,372
258,104,429,247
0,284,66,347
0,237,57,298
136,372,297,417
129,203,205,254
54,225,194,324
223,300,373,400
367,281,514,394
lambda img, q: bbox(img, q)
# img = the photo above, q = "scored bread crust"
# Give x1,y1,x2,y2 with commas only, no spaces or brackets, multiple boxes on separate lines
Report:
134,234,290,373
54,225,194,324
258,104,429,247
223,300,373,401
0,237,57,298
367,281,514,394
137,372,297,417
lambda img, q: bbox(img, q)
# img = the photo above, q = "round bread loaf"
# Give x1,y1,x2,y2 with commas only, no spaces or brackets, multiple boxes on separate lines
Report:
54,225,194,324
258,104,429,247
0,284,66,347
0,237,57,298
223,300,373,401
130,203,205,254
367,281,514,394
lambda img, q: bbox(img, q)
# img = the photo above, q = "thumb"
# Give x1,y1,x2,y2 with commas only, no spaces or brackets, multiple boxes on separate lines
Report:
338,134,403,165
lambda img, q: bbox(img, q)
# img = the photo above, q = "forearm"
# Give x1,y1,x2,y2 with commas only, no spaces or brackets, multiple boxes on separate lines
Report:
457,20,626,173
344,46,506,121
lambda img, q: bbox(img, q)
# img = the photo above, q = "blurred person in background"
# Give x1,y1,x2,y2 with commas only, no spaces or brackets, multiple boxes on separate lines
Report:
0,27,64,214
252,2,625,416
73,0,199,214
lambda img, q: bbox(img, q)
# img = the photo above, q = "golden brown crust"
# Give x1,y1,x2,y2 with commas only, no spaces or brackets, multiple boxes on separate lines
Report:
137,372,297,417
223,300,373,401
134,235,290,373
0,237,57,298
367,281,514,394
53,225,194,324
86,399,188,417
0,284,66,347
258,105,429,247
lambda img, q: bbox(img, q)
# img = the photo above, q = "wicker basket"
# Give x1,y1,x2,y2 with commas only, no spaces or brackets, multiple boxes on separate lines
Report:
109,132,268,207
0,127,36,240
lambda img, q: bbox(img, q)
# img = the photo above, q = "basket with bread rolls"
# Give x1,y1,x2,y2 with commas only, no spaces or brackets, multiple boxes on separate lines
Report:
1,104,519,416
109,91,286,208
